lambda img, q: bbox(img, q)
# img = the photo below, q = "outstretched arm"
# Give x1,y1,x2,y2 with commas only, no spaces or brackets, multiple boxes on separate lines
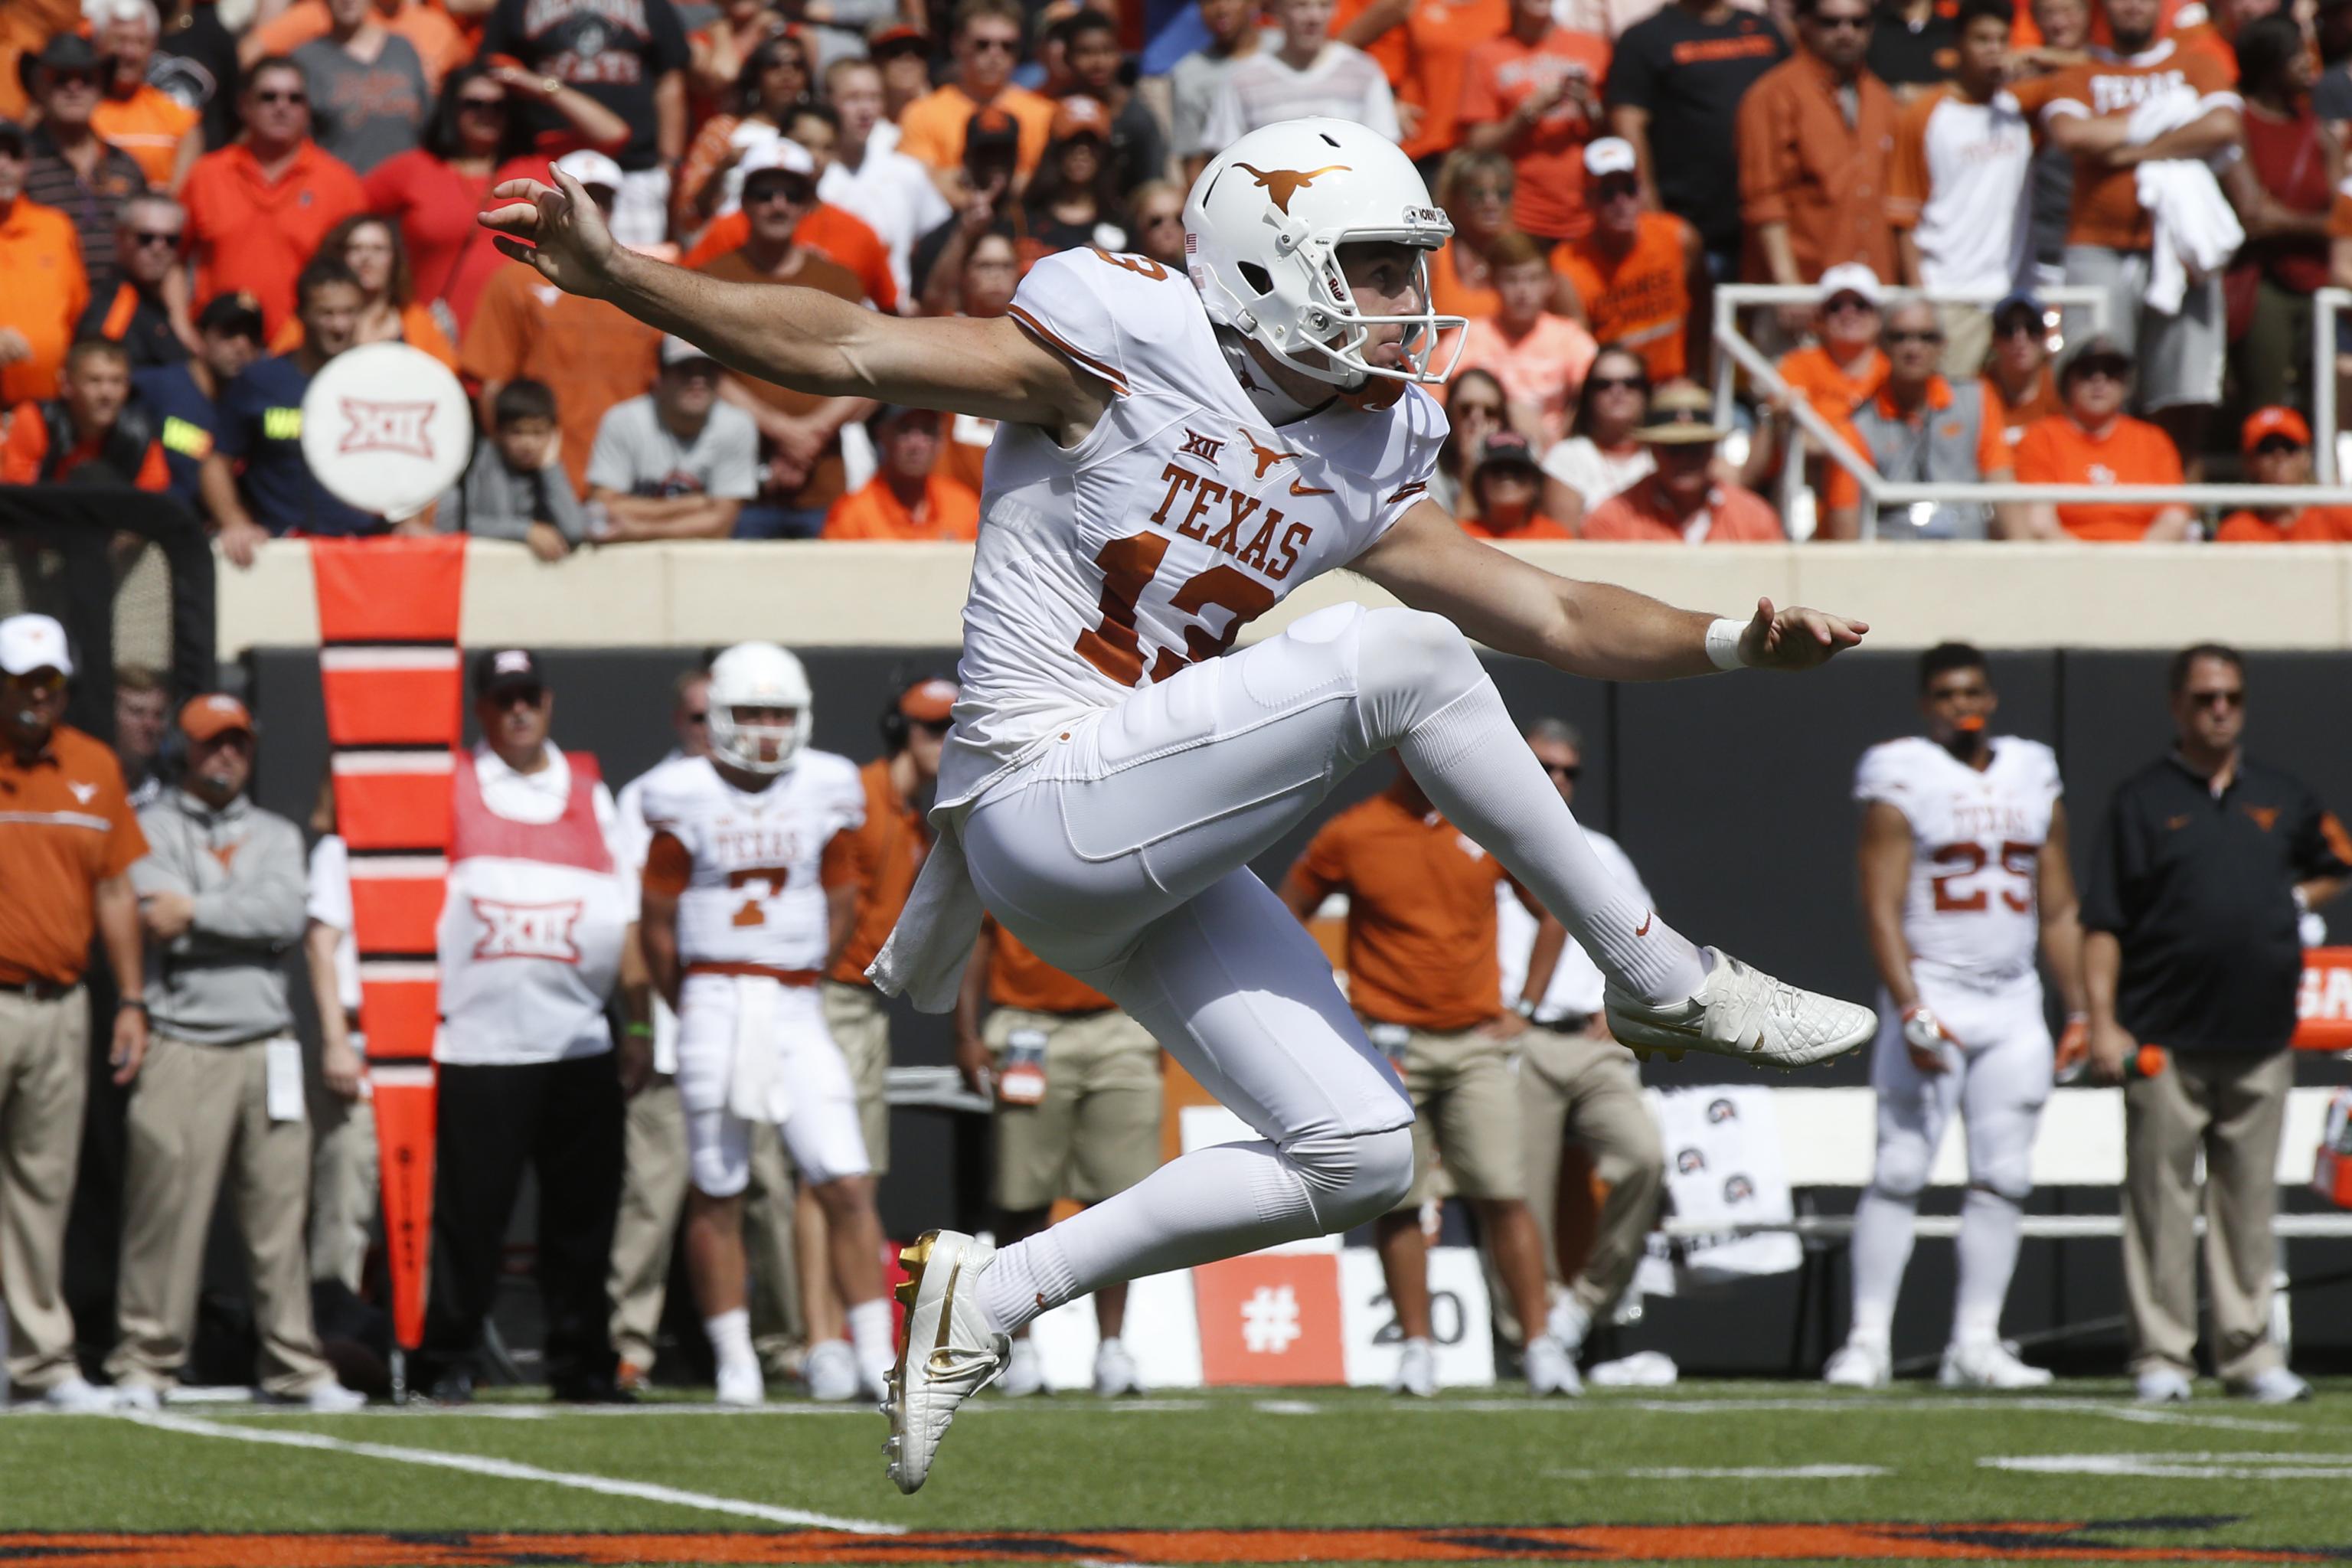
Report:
1351,501,1867,680
480,172,1109,443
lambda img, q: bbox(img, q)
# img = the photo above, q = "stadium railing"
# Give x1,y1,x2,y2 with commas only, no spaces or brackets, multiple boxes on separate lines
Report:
1710,286,2352,541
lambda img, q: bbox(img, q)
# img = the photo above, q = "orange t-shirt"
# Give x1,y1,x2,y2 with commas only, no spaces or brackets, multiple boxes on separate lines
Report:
1334,0,1412,86
1551,211,1694,381
1285,784,1513,1033
896,83,1058,178
986,918,1114,1014
270,302,460,370
1984,368,2066,445
1429,238,1501,322
2011,41,2238,252
1581,472,1785,541
0,401,171,490
1461,511,1575,540
2210,505,2352,542
823,473,982,541
1457,28,1613,242
459,260,664,498
2010,412,2184,540
1398,0,1513,162
2212,510,2289,543
181,142,369,333
675,204,900,312
250,0,471,87
1778,341,1889,431
1821,377,2011,511
0,725,147,987
90,84,199,188
0,199,87,407
829,756,932,985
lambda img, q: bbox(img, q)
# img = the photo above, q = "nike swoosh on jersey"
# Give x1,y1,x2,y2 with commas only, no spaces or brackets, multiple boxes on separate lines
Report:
1289,479,1334,497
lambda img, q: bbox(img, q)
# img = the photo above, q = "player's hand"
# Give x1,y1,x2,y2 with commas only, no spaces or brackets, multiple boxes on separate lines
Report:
2087,1018,2136,1083
482,168,623,300
2053,1012,2089,1078
954,1031,991,1098
1900,1002,1957,1073
1738,597,1868,671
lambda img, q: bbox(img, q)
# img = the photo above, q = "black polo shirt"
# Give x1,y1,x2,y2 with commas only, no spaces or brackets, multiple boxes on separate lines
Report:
76,277,189,369
2082,752,2350,1054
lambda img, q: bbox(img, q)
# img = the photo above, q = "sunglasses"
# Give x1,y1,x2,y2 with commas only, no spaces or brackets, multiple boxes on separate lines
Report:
2187,690,2245,709
1886,328,1943,345
47,70,103,89
1994,317,2042,338
5,670,67,695
2252,436,2305,456
1454,401,1504,417
127,229,181,247
486,684,545,708
250,88,307,105
1589,374,1646,391
2073,361,2128,382
1824,295,1876,315
746,180,815,205
966,35,1018,51
457,95,508,111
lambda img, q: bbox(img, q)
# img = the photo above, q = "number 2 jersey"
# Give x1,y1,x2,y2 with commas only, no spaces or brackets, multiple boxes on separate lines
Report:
1854,736,2062,988
936,246,1448,814
639,750,864,973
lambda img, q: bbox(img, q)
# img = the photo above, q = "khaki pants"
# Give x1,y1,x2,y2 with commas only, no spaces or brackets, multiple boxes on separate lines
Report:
308,1090,377,1292
0,986,90,1391
107,1033,333,1396
607,1076,804,1376
2122,1048,2295,1384
1519,1027,1664,1318
985,1007,1162,1212
821,982,893,1174
1383,1022,1525,1208
1936,302,1993,381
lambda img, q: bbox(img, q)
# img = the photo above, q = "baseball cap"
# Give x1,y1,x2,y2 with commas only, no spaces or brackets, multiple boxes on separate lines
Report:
178,693,255,742
1991,290,2044,326
737,136,816,181
661,334,720,369
196,291,266,340
2243,405,2311,452
1051,94,1111,142
872,403,939,430
897,677,958,724
1472,430,1542,481
1634,381,1730,445
2060,333,2134,384
868,19,929,54
472,647,544,696
1584,137,1637,179
965,106,1021,167
552,149,625,193
0,614,73,679
1818,263,1883,309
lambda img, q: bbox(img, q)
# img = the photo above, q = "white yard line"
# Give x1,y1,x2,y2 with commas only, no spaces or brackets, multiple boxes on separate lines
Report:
1550,1464,1891,1480
123,1410,904,1536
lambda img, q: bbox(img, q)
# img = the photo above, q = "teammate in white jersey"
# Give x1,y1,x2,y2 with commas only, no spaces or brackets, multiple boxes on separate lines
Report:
636,642,900,1406
485,115,1878,1491
1826,643,2087,1392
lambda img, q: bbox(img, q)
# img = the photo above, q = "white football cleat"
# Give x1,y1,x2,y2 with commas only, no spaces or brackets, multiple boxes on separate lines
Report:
1607,948,1875,1070
884,1230,1009,1495
1390,1338,1436,1398
802,1339,859,1403
1939,1340,2053,1390
1822,1341,1890,1389
998,1336,1045,1398
1523,1334,1582,1397
1093,1337,1143,1398
714,1356,766,1406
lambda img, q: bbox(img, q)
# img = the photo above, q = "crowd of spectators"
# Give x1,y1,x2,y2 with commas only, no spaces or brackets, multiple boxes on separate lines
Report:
5,0,2352,550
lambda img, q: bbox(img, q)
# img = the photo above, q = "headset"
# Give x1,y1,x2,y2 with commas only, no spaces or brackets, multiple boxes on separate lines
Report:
879,671,958,753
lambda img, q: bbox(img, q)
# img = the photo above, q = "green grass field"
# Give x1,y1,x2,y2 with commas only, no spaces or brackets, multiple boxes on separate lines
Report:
5,1380,2350,1566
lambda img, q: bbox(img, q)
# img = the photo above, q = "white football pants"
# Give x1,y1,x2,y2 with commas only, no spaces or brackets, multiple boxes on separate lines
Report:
1847,974,2053,1348
675,973,869,1197
961,602,1704,1332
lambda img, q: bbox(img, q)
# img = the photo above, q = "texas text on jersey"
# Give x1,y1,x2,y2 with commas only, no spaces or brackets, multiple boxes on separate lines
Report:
1854,734,2063,986
639,749,866,972
938,243,1447,813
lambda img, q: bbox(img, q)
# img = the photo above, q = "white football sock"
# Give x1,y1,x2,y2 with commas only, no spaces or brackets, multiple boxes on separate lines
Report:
982,1139,1327,1334
846,1297,897,1381
704,1308,753,1368
1951,1187,2024,1347
1845,1188,1918,1348
1398,681,1707,1008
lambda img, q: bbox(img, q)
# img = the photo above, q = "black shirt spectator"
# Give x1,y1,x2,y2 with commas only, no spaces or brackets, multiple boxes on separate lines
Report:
480,0,691,173
1607,0,1788,275
76,197,191,370
152,0,243,150
1866,0,1958,96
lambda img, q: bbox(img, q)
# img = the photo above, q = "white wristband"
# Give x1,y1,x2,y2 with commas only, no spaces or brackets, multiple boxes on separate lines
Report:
1704,617,1749,671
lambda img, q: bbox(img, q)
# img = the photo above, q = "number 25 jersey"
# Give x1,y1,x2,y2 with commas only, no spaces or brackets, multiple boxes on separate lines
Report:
1854,735,2062,983
639,750,865,972
938,246,1449,813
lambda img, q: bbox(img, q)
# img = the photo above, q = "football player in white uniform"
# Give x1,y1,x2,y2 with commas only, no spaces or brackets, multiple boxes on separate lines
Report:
637,642,900,1406
485,116,1878,1490
1826,644,2087,1391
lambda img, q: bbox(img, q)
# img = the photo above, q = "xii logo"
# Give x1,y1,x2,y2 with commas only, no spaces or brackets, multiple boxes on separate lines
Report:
1180,428,1227,464
338,398,439,459
469,899,586,962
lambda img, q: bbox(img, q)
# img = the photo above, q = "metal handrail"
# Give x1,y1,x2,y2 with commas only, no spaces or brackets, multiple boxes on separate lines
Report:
2314,287,2348,486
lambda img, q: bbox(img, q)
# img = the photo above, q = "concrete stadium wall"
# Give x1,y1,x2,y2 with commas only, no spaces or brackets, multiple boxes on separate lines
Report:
219,538,2352,655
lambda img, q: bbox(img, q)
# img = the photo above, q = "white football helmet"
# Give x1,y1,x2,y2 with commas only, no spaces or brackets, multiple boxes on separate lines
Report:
1184,116,1463,393
707,642,812,775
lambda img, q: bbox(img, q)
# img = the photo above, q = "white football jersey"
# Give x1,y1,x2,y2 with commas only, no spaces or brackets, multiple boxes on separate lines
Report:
1854,736,2062,982
937,246,1448,811
639,750,864,972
